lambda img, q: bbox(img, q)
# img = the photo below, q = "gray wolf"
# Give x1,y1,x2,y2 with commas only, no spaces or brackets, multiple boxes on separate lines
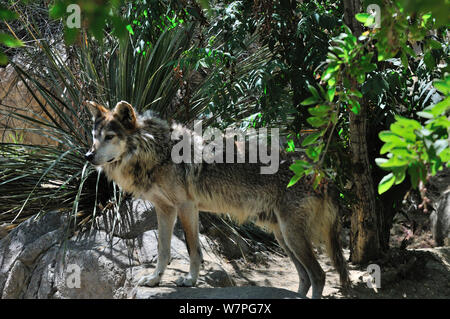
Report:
84,100,350,299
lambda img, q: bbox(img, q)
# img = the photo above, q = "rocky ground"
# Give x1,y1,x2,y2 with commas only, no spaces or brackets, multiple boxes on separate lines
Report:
129,241,450,299
0,199,449,299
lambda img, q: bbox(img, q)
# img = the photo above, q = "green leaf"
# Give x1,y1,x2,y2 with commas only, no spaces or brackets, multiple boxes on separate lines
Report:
308,84,320,99
424,51,436,69
349,89,363,98
0,7,18,20
111,16,128,39
364,16,375,27
88,14,106,42
379,131,401,143
0,33,23,48
63,27,79,45
378,173,395,194
440,148,450,163
394,116,422,130
425,116,450,130
375,157,388,167
287,174,302,188
308,104,332,116
426,97,450,117
408,164,419,189
393,168,406,185
417,111,434,119
286,139,295,152
301,96,318,106
401,51,408,68
356,73,366,84
434,139,448,155
289,160,310,175
322,64,339,82
307,116,328,128
379,143,395,154
312,171,324,189
306,145,323,162
433,77,450,95
326,86,336,102
301,130,325,147
0,51,7,65
355,13,371,24
390,122,416,142
428,39,442,50
126,24,134,35
378,156,409,169
349,100,361,114
49,2,65,19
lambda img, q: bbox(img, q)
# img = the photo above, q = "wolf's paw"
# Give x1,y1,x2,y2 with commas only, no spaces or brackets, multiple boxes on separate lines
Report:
137,274,161,287
175,276,196,287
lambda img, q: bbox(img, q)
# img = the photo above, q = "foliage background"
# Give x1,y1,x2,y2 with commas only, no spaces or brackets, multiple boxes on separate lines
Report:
0,0,448,260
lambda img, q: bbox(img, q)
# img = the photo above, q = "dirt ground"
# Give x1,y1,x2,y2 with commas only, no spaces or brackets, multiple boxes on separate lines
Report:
139,240,450,299
218,246,450,299
150,209,450,299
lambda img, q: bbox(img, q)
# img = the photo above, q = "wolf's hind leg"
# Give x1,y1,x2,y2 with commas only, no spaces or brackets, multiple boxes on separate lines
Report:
176,202,202,287
138,205,177,287
279,219,325,299
272,225,311,297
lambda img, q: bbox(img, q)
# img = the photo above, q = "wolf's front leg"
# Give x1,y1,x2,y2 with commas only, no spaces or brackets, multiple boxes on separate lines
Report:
138,205,177,287
176,202,202,287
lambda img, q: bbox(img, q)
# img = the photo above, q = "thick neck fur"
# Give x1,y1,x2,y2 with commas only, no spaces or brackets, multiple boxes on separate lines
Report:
100,115,174,196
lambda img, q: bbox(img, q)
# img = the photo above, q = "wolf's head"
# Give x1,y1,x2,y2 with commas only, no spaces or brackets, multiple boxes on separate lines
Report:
84,100,137,166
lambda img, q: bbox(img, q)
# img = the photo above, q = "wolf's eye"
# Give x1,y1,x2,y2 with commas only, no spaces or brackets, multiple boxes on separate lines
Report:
104,135,115,141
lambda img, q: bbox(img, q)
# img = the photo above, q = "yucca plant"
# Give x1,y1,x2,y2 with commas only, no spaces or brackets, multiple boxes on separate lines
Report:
0,35,113,232
78,22,196,117
0,1,281,256
0,5,196,233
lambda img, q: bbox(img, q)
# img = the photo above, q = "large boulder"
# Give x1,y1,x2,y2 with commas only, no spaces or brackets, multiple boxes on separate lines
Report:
0,202,241,299
0,200,303,299
0,204,184,299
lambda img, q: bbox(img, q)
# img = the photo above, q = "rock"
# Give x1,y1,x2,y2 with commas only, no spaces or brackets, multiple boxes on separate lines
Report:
0,206,305,299
0,210,154,298
96,199,158,239
0,211,66,296
203,262,235,287
2,260,28,299
0,208,222,299
430,190,450,246
48,230,140,299
137,230,188,264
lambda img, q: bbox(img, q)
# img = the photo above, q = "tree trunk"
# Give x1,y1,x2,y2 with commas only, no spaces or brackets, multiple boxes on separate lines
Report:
348,103,381,263
343,0,381,263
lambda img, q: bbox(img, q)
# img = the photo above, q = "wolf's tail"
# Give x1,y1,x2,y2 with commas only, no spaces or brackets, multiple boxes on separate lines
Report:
310,193,351,289
325,206,351,290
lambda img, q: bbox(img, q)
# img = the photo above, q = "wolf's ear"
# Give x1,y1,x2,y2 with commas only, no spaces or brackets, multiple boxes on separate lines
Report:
114,101,136,130
86,101,108,119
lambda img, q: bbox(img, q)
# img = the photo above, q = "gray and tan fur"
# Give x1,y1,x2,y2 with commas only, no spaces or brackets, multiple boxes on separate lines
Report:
85,100,350,299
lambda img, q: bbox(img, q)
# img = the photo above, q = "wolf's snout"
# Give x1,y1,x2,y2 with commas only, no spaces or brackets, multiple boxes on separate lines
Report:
85,151,95,162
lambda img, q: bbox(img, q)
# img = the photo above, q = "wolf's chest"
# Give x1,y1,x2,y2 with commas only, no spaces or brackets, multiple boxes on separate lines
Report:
104,164,151,197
